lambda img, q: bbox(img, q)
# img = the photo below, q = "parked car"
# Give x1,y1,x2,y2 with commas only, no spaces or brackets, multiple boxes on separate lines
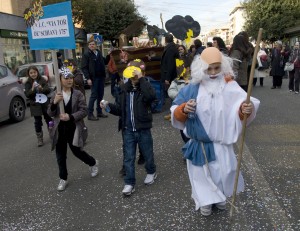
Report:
0,64,26,122
16,62,56,90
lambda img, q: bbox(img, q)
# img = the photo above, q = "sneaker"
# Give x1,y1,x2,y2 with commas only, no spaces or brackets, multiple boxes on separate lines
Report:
200,205,212,216
289,90,293,92
295,91,299,94
215,201,226,210
90,160,99,177
122,185,135,196
144,173,157,185
57,179,68,191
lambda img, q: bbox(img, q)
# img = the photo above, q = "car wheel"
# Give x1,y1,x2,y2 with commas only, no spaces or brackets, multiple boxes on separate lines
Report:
9,97,26,122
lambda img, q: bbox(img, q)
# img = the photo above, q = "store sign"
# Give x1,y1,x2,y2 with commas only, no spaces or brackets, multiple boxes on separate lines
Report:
0,30,28,38
26,1,75,50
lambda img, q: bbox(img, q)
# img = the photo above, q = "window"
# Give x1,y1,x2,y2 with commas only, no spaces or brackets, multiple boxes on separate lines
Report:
0,66,8,78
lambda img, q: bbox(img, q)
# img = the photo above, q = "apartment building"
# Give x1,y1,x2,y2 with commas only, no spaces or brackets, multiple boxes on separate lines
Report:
229,5,246,43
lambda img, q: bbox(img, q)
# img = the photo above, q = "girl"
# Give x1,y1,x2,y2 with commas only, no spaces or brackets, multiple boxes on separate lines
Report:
47,67,98,191
24,66,52,147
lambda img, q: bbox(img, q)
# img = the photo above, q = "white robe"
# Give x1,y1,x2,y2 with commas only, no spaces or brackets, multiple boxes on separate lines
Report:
171,80,260,210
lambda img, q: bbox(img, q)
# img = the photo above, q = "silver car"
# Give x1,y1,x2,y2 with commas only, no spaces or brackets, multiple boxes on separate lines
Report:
0,64,26,122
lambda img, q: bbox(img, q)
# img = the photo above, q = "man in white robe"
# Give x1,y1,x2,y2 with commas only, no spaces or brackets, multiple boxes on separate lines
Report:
171,47,260,216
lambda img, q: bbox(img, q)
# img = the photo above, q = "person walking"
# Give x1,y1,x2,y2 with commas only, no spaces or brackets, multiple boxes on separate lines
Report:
48,67,98,191
170,47,260,216
24,66,53,147
100,59,157,196
288,42,300,94
81,37,109,120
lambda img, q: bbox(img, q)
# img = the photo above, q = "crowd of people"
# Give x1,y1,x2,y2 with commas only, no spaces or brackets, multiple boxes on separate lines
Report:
24,32,300,217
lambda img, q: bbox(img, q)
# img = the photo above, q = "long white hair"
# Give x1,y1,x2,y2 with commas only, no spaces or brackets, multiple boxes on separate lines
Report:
190,54,235,84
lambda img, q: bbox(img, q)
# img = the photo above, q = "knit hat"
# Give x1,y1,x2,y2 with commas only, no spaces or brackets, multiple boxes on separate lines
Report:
123,59,146,78
200,47,222,65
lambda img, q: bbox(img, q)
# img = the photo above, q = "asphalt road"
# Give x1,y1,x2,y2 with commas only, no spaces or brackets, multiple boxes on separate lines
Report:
0,76,299,230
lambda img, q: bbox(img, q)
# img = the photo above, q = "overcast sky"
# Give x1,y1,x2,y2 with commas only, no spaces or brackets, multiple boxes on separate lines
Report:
135,0,242,33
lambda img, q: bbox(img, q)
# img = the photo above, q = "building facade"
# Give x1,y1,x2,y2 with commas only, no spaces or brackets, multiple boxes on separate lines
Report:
0,0,87,72
229,5,246,43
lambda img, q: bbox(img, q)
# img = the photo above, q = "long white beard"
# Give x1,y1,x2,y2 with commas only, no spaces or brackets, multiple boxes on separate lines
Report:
201,74,226,96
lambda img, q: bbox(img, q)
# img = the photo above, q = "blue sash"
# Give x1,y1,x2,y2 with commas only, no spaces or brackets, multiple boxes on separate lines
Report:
173,84,216,166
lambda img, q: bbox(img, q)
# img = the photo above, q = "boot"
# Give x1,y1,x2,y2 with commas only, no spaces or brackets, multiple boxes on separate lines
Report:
36,131,43,147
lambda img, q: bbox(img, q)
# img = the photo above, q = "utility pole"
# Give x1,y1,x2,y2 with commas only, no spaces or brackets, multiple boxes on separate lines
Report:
160,13,164,30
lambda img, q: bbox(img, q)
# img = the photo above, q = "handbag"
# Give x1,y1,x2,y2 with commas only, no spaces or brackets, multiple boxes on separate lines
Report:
284,62,294,72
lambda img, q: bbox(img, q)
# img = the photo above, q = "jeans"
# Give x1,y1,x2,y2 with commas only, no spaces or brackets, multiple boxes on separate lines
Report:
88,77,105,115
122,129,156,186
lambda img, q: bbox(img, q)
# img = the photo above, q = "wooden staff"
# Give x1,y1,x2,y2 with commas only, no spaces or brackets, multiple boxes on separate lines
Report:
229,28,263,218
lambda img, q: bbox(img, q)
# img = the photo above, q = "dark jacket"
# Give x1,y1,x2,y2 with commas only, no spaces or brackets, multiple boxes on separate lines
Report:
160,42,179,82
108,77,156,131
270,48,285,77
81,49,109,81
25,76,51,116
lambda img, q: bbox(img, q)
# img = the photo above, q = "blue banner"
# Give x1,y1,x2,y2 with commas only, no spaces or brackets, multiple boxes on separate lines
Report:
27,1,75,50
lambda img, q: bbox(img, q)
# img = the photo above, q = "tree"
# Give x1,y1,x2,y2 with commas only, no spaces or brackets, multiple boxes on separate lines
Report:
42,0,146,40
242,0,300,42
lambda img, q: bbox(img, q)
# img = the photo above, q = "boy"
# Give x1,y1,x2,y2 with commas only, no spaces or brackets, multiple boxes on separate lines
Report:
100,59,157,196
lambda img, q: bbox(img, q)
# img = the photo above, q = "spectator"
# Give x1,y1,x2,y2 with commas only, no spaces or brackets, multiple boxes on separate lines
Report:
206,42,213,47
253,47,269,87
193,39,205,56
160,34,179,92
212,36,228,55
71,62,85,97
288,41,300,94
81,37,109,120
57,52,64,69
270,41,287,89
187,44,196,60
107,49,121,98
229,35,252,92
